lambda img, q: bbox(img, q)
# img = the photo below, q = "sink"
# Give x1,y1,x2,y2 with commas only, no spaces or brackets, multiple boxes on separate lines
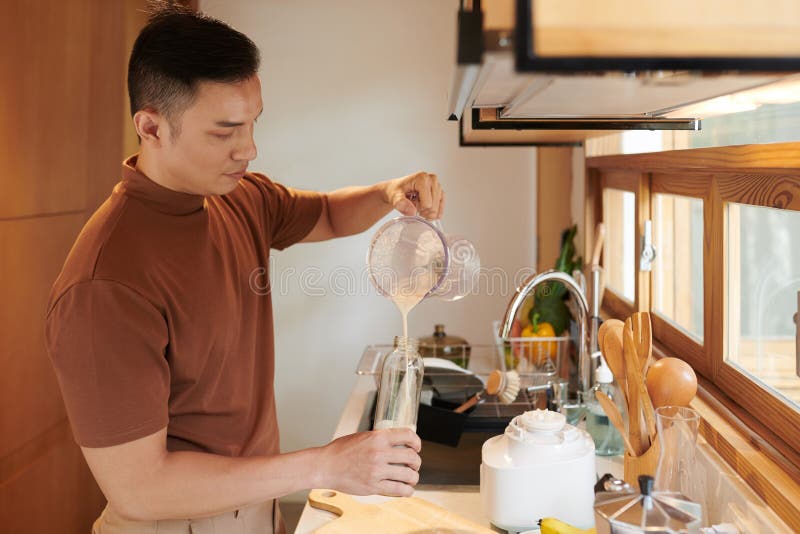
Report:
355,344,554,487
417,432,497,486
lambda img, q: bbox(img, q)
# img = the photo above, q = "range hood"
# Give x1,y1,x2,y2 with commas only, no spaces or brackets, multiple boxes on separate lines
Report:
452,0,800,145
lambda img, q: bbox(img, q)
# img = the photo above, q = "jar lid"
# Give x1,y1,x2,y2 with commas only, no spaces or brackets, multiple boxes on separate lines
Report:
519,409,566,432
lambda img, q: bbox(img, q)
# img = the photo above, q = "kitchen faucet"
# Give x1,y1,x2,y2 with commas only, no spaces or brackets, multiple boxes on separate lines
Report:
499,269,592,403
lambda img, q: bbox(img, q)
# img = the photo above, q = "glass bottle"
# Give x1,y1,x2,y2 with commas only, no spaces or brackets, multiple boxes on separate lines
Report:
585,358,626,456
374,337,424,431
654,405,700,495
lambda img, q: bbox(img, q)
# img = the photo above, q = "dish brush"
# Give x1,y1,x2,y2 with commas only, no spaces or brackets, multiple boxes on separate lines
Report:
454,370,520,413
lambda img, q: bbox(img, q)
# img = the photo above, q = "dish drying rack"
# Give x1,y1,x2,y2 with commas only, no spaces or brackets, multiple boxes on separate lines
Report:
357,338,572,427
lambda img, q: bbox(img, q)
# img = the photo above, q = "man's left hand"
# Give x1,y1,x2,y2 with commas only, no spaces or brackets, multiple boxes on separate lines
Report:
385,171,444,219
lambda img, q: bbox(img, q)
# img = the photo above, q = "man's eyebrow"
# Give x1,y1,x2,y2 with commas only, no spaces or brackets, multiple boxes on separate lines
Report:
214,108,264,128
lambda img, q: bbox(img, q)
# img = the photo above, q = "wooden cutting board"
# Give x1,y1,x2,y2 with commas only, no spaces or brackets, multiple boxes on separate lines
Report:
307,489,495,533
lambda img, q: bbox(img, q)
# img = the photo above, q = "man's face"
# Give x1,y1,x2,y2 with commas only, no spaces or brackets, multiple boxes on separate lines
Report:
158,75,263,196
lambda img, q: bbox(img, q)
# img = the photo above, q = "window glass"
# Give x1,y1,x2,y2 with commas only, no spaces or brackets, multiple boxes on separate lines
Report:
688,102,800,149
603,188,636,302
726,203,800,407
652,193,704,340
587,97,800,157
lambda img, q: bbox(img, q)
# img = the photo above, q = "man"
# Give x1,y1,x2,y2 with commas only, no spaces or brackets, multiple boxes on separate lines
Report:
45,4,444,533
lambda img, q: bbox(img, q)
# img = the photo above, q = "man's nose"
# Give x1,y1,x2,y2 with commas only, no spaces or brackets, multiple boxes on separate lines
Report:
233,133,257,161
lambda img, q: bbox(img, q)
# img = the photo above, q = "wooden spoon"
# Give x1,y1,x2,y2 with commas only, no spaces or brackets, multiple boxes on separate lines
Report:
600,320,627,403
595,390,636,456
589,223,607,311
597,318,624,356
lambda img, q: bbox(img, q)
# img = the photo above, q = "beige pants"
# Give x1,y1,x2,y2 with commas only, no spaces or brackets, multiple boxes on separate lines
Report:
91,500,284,534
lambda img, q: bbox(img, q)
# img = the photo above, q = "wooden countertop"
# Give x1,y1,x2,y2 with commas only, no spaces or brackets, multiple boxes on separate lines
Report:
294,376,623,534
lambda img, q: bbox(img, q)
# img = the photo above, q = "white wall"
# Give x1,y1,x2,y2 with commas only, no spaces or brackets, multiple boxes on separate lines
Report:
201,0,537,478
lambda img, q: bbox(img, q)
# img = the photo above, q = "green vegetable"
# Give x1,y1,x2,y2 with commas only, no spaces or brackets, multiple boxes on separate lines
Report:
528,225,583,335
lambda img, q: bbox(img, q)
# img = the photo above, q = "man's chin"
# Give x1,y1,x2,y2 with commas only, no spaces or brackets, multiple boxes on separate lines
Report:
215,173,243,195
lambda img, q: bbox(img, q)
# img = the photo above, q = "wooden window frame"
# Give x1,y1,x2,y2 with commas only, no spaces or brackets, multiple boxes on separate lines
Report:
713,171,800,453
598,170,648,318
586,143,800,528
649,173,711,377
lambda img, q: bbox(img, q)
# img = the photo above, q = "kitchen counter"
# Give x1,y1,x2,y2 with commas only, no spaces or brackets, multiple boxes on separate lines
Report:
294,375,623,533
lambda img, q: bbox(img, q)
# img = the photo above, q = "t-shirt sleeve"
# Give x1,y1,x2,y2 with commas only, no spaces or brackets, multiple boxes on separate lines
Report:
248,172,323,250
45,280,170,448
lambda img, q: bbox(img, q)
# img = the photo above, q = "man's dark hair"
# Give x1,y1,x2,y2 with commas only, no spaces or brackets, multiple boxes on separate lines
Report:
128,2,260,135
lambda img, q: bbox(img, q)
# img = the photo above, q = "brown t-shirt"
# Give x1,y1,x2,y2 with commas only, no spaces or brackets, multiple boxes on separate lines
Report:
45,155,322,456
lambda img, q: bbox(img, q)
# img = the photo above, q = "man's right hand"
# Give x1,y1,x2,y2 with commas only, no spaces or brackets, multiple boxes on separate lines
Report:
318,428,422,497
79,426,422,522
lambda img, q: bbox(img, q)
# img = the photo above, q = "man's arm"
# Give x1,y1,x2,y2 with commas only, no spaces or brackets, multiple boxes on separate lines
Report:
301,171,444,242
82,426,421,521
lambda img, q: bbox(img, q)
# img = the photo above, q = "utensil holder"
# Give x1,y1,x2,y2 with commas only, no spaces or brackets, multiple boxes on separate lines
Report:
623,436,660,486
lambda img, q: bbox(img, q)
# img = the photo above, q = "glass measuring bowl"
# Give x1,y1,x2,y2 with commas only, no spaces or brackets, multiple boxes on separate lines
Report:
366,215,480,302
366,215,449,300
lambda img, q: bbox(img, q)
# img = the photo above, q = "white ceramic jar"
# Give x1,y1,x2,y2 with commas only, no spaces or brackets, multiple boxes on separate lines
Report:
480,409,596,531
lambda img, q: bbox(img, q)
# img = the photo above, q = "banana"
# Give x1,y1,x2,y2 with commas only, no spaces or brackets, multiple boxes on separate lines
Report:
539,517,597,534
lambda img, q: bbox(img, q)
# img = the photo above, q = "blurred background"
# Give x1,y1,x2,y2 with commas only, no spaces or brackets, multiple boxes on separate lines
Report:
0,1,545,530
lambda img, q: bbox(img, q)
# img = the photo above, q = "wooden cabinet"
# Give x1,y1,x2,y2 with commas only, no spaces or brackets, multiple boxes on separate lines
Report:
528,0,800,62
456,0,800,145
0,1,134,531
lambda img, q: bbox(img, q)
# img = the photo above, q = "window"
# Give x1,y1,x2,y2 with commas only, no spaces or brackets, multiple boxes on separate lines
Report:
586,93,800,158
688,101,800,149
602,188,636,303
652,193,704,341
587,144,800,487
726,203,800,409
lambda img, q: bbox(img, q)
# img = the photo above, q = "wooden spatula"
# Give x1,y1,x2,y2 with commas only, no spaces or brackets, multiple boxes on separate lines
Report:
622,324,644,455
629,313,657,442
630,312,653,374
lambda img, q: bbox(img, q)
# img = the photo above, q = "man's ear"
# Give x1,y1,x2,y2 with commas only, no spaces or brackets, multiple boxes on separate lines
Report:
133,109,165,146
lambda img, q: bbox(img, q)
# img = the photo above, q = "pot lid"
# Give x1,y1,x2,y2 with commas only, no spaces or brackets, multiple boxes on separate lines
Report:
419,324,471,357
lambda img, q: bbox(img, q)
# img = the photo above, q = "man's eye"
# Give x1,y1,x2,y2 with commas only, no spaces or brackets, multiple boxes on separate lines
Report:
213,132,233,139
